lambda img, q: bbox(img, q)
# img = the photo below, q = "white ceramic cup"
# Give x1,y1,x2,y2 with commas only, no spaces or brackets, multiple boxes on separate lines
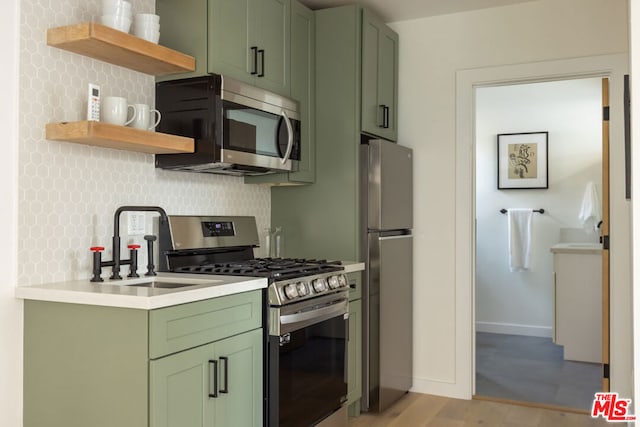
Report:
134,13,160,24
102,97,136,126
129,103,161,130
102,0,132,17
134,29,160,43
100,14,132,32
133,20,160,43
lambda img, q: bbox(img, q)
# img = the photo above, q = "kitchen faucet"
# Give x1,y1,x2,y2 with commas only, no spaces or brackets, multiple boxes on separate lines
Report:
91,206,169,281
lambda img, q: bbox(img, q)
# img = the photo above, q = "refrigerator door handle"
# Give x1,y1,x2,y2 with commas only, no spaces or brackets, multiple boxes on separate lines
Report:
378,234,412,241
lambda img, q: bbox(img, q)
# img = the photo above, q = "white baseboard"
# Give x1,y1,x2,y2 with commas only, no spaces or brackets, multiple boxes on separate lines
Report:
475,321,552,338
410,376,471,400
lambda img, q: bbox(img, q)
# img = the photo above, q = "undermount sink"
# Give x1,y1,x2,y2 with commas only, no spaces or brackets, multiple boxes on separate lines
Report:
127,281,202,289
107,275,223,290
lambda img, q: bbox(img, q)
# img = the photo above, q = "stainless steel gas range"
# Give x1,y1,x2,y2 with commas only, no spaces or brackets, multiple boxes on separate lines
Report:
158,215,349,427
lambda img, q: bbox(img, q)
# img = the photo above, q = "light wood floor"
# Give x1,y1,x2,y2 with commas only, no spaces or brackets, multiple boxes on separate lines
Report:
348,393,609,427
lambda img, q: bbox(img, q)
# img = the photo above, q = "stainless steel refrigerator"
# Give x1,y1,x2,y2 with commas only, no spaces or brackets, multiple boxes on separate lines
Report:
360,139,413,413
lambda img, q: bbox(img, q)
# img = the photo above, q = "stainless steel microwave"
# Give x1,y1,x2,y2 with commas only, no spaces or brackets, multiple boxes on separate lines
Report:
155,74,301,176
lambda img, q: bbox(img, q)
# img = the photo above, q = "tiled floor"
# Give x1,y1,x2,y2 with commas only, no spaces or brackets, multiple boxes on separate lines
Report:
475,332,601,410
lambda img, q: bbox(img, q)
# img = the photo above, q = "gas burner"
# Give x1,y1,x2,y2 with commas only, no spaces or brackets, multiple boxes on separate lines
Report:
173,258,343,282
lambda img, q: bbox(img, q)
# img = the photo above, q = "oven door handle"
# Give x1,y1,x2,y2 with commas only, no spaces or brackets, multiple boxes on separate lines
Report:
280,299,348,334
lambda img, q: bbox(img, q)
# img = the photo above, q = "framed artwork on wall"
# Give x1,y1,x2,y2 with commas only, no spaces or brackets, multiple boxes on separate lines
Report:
497,131,549,189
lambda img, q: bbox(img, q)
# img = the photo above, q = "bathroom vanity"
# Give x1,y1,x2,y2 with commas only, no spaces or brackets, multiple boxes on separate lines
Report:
551,243,602,364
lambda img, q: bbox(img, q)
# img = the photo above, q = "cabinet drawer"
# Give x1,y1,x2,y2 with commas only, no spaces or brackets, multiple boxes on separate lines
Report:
149,290,262,359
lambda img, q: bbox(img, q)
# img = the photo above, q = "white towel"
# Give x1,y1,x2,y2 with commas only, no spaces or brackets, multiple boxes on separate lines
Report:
507,208,533,272
578,181,601,234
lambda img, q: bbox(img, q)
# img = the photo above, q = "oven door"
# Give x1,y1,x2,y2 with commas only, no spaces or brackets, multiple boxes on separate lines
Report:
269,295,348,427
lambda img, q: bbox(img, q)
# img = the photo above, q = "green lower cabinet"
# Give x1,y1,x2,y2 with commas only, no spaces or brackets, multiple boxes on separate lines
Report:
23,291,263,427
347,298,362,414
150,342,216,427
150,328,263,427
24,301,149,427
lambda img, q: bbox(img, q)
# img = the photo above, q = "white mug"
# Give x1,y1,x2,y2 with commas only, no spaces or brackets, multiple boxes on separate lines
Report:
102,96,136,126
129,103,161,130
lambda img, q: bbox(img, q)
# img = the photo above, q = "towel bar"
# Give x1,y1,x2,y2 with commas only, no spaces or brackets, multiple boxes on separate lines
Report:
500,208,545,214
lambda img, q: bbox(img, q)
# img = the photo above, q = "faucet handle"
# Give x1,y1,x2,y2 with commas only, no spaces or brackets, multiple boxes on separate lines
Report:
144,235,157,276
127,244,141,278
90,246,105,283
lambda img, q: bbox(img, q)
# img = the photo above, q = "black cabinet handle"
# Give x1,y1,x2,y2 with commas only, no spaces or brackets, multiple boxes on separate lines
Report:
257,49,265,77
378,104,385,128
251,46,258,75
383,106,390,129
219,356,229,393
208,359,219,398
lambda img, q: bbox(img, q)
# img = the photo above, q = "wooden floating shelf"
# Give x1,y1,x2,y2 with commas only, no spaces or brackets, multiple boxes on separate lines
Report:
45,121,194,154
47,22,195,75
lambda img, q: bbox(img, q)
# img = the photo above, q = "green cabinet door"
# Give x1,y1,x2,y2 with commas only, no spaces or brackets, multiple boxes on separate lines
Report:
158,0,291,96
347,299,362,409
156,0,209,81
214,329,264,427
209,0,289,92
377,23,398,140
209,0,255,85
245,0,314,185
257,0,291,94
361,8,398,141
150,329,263,427
150,342,217,427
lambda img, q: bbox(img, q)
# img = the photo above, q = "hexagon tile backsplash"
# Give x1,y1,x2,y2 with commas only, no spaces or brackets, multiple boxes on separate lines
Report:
19,0,271,285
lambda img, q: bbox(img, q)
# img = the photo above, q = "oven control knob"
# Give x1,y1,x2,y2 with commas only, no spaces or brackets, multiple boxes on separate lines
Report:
338,275,348,288
284,283,299,300
328,275,340,289
313,278,328,293
296,281,308,296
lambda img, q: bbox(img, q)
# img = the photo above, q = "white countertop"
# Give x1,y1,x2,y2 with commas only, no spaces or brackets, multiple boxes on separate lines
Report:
15,273,268,310
15,262,363,310
342,261,365,273
550,242,602,255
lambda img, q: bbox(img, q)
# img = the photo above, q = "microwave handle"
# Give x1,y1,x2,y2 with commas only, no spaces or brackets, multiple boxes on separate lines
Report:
280,110,294,165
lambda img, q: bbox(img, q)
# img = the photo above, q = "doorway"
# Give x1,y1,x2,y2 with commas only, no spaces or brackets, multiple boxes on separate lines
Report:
473,78,604,410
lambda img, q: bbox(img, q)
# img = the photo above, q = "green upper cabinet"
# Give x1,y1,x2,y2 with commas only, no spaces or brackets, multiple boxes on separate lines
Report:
254,0,291,94
245,0,315,185
207,0,253,83
361,8,398,141
156,0,208,81
157,0,291,97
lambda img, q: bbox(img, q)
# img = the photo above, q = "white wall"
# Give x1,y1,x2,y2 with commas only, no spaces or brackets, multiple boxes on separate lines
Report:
475,79,602,337
389,0,629,398
1,0,21,425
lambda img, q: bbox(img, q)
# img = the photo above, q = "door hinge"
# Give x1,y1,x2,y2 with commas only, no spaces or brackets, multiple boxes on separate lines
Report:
601,235,610,250
603,106,610,121
603,363,610,379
